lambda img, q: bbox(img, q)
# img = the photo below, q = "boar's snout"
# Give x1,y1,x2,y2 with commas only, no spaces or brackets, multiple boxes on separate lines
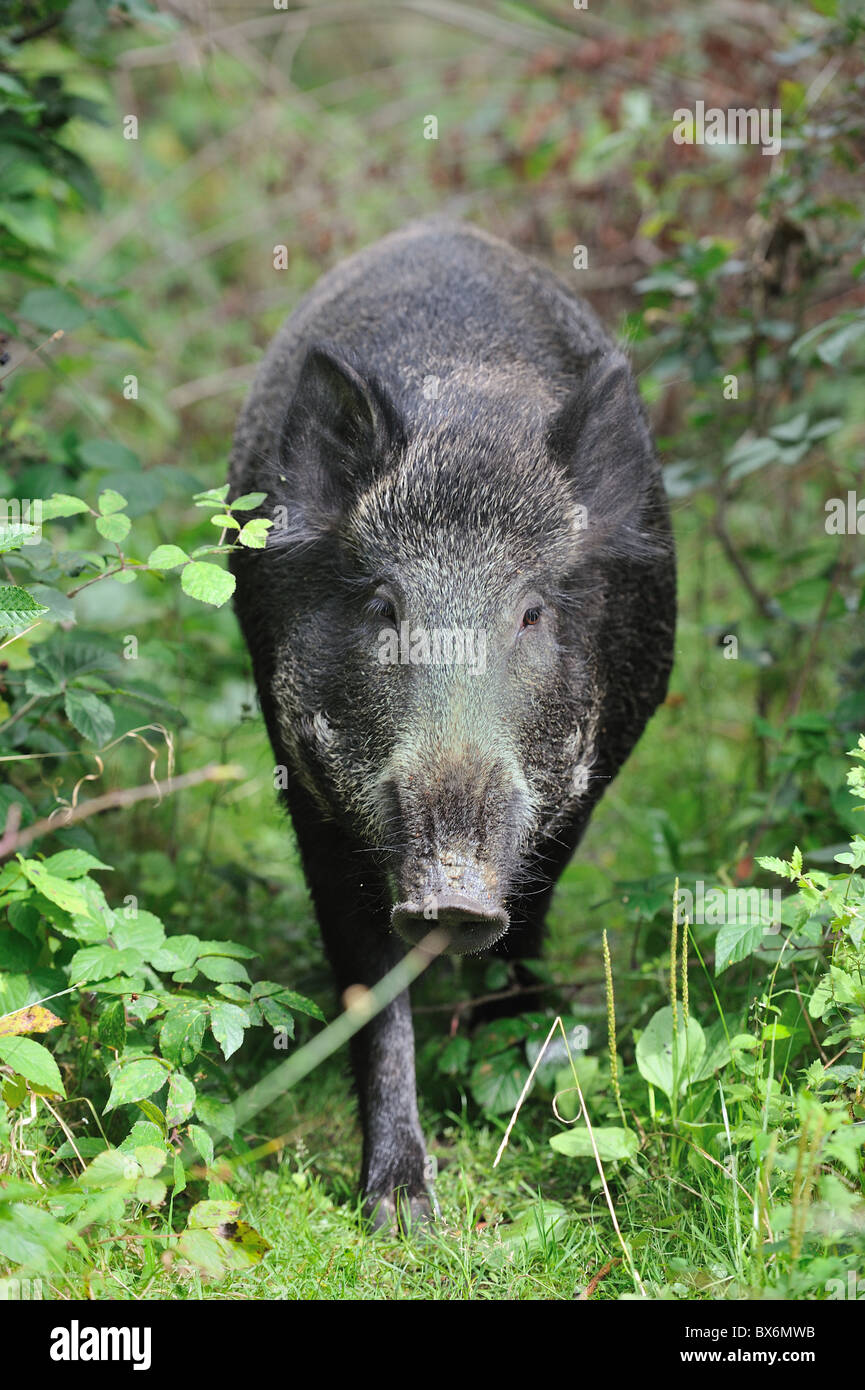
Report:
392,876,510,955
381,751,530,955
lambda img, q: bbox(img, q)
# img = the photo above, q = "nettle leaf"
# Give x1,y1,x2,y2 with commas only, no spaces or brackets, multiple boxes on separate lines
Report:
159,1002,207,1066
64,688,115,745
714,917,771,974
635,1007,706,1101
469,1046,527,1113
166,1073,196,1127
0,1036,65,1095
146,544,188,570
550,1126,639,1162
180,561,235,608
97,489,128,515
809,966,864,1019
0,585,48,628
94,512,131,543
210,1002,249,1061
105,1057,169,1112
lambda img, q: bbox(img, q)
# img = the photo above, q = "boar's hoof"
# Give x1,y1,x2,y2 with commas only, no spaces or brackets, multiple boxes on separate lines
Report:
363,1186,435,1235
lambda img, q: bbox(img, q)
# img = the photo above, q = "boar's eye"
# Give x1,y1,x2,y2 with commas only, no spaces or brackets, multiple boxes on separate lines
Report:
521,606,543,628
368,594,398,625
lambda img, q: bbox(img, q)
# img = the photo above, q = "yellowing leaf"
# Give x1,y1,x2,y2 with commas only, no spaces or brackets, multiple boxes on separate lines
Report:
0,1004,64,1037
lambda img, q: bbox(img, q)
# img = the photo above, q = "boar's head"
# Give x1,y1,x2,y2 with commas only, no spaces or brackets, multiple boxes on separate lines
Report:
248,345,668,955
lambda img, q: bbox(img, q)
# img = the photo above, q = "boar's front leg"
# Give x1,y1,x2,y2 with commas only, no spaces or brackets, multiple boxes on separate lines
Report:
294,817,431,1230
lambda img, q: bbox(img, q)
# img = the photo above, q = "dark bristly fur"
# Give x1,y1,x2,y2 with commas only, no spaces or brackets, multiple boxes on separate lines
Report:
228,220,676,1228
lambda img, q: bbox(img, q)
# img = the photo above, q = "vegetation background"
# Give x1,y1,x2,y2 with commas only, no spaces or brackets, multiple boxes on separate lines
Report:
1,0,864,1301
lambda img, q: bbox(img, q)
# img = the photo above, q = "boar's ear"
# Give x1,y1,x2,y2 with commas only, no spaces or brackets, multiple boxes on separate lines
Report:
273,346,402,545
548,351,669,565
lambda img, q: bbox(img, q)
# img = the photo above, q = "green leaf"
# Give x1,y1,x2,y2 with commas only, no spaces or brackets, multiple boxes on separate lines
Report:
95,512,131,542
41,850,112,878
97,1000,126,1053
0,1036,65,1095
147,544,188,571
78,440,140,472
550,1126,639,1161
159,1003,207,1067
105,1057,169,1112
0,585,48,629
18,860,90,916
210,1002,249,1061
97,489,128,515
257,996,295,1035
176,1227,226,1279
80,1149,140,1187
188,1124,214,1167
635,1007,706,1101
41,493,91,520
469,1046,527,1113
250,982,324,1020
166,1073,196,1127
111,911,166,955
0,1203,74,1269
229,492,267,511
198,955,250,985
188,1199,241,1228
194,1096,235,1139
18,287,88,332
64,688,115,745
238,518,272,549
714,918,771,974
68,945,144,984
180,561,235,608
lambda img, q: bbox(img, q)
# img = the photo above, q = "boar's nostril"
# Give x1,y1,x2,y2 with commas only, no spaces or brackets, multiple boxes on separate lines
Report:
392,894,509,956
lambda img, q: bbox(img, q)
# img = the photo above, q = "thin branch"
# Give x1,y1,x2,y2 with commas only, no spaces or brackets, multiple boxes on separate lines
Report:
0,763,244,860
